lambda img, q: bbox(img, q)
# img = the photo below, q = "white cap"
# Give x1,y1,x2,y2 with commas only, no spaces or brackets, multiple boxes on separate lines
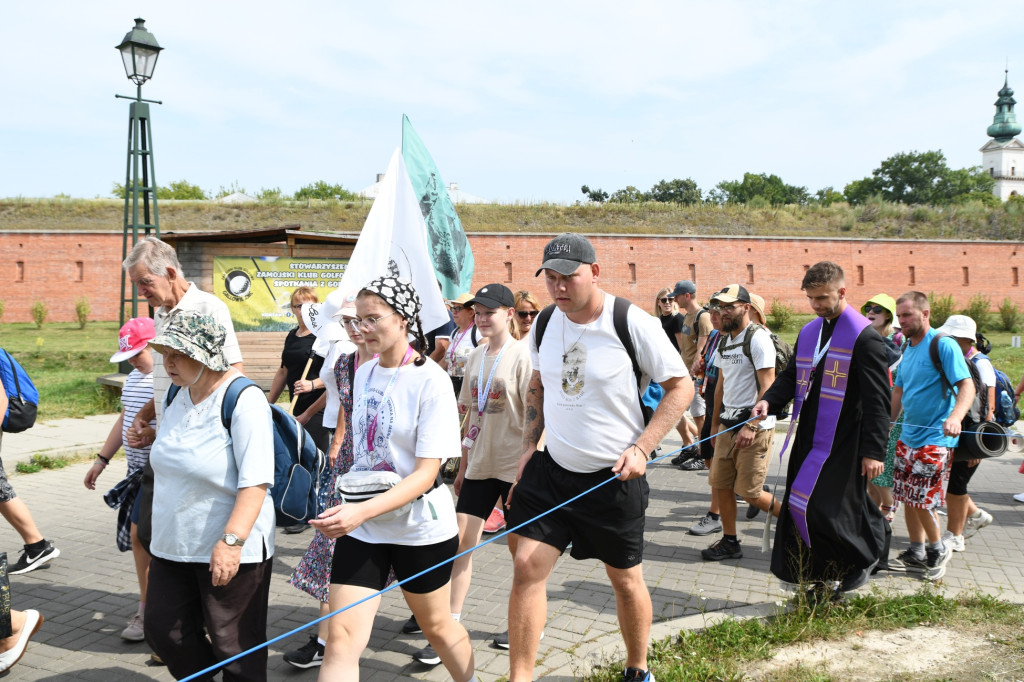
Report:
937,314,977,341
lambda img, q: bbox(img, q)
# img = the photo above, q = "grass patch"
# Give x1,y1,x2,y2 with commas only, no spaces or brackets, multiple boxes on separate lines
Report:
1,321,123,421
15,453,73,474
584,589,1024,681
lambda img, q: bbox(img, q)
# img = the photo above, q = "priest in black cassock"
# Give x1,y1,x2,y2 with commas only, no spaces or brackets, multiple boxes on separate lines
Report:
752,261,890,595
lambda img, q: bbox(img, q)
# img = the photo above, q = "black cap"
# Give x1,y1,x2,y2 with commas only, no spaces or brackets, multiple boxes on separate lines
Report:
535,233,597,277
467,283,515,309
669,280,696,298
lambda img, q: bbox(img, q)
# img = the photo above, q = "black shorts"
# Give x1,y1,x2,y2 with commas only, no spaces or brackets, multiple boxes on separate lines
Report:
330,534,459,594
947,458,980,496
506,449,649,569
456,477,513,519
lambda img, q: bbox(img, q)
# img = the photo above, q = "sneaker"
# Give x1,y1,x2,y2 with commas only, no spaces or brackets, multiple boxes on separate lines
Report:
282,523,310,534
701,537,742,561
9,541,60,575
483,507,506,534
493,629,542,649
941,530,965,553
963,508,993,538
0,609,42,673
924,544,952,581
401,614,422,634
688,512,722,536
895,548,927,572
679,458,706,471
121,613,145,642
671,445,700,465
412,643,441,665
746,484,770,520
623,666,655,681
283,635,325,669
1014,492,1024,503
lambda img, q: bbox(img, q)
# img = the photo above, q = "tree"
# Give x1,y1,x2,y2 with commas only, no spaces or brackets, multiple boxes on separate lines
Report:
608,185,646,203
580,185,609,203
648,178,702,205
715,173,809,206
813,186,845,207
294,181,358,201
844,150,995,206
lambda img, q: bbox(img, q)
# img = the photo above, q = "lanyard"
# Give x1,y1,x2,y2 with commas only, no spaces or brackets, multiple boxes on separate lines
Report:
807,323,831,389
363,347,413,453
477,339,512,416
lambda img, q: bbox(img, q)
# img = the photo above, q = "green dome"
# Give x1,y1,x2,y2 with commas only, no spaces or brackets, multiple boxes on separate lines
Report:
988,71,1022,142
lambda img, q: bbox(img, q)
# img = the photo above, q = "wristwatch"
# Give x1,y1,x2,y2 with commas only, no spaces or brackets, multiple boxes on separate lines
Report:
222,533,245,547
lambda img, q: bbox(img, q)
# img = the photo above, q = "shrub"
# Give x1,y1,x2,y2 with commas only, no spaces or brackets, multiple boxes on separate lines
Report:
75,296,90,330
928,292,956,328
31,300,48,329
768,299,795,331
998,297,1021,332
961,293,991,332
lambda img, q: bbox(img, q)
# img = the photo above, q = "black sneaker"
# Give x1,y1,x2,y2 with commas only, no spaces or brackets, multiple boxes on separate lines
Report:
401,614,422,634
671,445,699,465
701,537,742,561
924,544,951,581
894,549,927,572
493,630,510,649
746,485,770,520
623,666,654,681
412,643,441,665
679,458,706,471
283,635,325,669
9,540,60,575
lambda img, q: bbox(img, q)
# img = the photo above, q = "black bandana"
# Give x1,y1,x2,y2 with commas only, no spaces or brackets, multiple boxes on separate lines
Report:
361,276,422,335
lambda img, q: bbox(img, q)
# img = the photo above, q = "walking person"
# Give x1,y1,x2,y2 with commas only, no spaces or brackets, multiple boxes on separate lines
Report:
506,234,691,682
751,262,890,597
439,293,480,397
144,311,275,681
311,276,476,682
513,290,542,339
668,280,712,462
688,301,727,533
83,318,156,642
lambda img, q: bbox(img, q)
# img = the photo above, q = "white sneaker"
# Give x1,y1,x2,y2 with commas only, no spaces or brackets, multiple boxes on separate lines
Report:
963,508,993,538
1014,492,1024,504
941,530,965,552
121,613,145,642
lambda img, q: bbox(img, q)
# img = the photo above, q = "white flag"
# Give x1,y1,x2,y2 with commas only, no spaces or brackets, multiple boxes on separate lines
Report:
338,148,449,334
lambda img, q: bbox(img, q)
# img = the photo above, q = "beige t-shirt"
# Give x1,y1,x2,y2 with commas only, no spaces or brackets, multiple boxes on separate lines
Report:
679,308,713,369
457,339,532,482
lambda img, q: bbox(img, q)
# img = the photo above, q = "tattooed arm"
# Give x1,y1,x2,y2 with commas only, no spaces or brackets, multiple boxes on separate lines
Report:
507,370,544,507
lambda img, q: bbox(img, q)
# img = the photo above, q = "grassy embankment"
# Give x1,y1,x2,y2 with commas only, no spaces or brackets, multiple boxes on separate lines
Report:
5,195,1024,240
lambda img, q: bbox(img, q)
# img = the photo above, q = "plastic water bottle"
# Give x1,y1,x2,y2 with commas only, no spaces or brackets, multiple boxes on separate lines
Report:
1000,392,1013,419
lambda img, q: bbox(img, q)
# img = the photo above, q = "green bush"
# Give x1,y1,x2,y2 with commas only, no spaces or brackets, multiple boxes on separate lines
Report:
75,296,90,330
928,292,956,328
962,293,991,332
768,299,795,331
31,301,47,329
998,297,1021,332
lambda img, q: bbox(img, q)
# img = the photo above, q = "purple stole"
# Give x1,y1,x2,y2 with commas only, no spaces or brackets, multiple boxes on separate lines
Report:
784,306,870,548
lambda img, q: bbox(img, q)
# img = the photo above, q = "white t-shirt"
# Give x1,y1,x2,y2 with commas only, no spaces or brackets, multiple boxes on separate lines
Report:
150,374,276,564
121,368,154,472
445,326,478,378
153,283,244,422
347,358,460,546
320,339,357,427
713,323,776,410
530,293,688,473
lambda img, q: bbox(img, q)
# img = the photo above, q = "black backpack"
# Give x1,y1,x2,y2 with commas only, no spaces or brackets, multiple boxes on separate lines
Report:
534,297,653,425
718,323,793,392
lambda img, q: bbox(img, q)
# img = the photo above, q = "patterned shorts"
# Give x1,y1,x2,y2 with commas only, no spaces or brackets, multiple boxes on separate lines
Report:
892,441,951,509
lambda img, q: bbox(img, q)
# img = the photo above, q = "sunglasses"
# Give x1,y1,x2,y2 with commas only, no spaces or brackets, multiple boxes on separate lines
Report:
659,297,672,304
864,305,885,314
517,310,540,320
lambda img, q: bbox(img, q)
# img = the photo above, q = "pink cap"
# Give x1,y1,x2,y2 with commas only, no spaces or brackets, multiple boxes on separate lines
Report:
110,317,156,363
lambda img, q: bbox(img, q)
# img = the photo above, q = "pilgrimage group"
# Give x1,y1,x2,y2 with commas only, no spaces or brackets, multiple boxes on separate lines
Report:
1,233,1023,681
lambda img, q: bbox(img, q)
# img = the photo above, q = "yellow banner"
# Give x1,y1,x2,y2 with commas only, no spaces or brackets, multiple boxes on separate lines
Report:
213,256,349,332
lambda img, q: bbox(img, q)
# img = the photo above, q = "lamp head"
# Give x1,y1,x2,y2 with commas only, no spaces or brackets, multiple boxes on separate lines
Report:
117,18,163,86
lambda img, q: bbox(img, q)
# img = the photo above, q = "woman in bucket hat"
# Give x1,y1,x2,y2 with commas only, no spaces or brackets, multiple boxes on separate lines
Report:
311,276,476,682
144,310,276,681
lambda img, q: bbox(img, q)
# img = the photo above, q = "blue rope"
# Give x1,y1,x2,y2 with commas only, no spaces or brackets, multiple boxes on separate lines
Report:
179,420,750,680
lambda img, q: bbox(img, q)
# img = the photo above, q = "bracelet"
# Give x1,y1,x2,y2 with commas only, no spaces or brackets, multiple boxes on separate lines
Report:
96,453,111,465
745,422,759,432
629,443,647,459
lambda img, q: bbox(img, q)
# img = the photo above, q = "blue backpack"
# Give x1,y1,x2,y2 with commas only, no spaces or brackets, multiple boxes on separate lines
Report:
0,349,39,433
166,377,325,526
992,367,1021,427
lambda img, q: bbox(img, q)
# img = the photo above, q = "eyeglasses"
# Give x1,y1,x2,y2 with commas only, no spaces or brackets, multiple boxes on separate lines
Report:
864,305,885,314
719,303,745,312
517,310,540,320
659,297,672,304
349,311,397,331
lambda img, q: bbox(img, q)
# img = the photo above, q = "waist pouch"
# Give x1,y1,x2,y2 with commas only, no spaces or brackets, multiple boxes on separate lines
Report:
336,470,442,521
719,407,753,429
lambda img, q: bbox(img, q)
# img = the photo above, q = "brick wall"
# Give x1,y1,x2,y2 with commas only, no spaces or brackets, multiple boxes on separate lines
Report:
2,231,1022,325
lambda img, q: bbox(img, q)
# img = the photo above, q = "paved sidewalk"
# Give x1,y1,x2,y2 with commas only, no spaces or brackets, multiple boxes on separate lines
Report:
1,419,1023,680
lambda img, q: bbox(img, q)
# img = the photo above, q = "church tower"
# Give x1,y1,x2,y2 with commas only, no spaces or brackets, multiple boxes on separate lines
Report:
980,71,1024,200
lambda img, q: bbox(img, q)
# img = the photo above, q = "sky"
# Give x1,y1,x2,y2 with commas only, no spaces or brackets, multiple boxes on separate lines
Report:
1,2,1022,205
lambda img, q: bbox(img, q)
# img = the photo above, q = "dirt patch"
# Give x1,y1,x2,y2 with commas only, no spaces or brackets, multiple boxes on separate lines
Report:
745,624,1024,681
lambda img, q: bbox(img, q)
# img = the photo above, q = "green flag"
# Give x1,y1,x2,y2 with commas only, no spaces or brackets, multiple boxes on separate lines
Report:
401,114,474,299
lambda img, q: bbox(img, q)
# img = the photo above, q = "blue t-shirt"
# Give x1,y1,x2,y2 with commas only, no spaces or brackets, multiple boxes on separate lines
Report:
895,328,972,448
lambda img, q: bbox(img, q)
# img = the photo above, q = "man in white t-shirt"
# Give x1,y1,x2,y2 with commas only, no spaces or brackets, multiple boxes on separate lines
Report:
702,284,780,562
505,233,691,682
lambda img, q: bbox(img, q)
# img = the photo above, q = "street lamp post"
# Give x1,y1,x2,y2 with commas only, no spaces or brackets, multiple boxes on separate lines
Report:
115,18,163,340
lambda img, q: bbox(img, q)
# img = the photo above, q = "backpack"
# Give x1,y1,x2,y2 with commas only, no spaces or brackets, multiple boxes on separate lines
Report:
534,297,653,425
992,367,1020,427
166,377,325,526
927,334,989,425
0,349,39,433
719,323,793,391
